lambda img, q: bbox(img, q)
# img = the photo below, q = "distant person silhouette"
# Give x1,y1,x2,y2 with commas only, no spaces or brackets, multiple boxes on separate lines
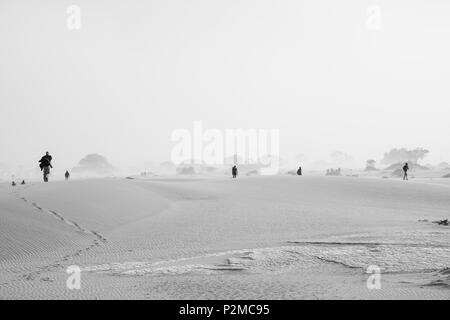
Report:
21,180,25,185
232,165,238,178
297,166,302,176
11,181,16,186
402,162,409,180
65,170,70,180
39,151,53,182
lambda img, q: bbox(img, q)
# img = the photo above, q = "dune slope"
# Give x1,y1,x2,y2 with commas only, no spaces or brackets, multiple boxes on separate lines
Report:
0,176,448,299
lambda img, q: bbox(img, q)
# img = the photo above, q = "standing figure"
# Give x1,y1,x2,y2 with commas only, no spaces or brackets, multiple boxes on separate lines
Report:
297,166,302,176
402,162,409,180
65,170,70,180
39,151,53,182
232,165,238,178
21,180,26,185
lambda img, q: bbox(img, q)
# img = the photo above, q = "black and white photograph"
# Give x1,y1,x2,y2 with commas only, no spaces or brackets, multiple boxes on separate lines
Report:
0,0,449,305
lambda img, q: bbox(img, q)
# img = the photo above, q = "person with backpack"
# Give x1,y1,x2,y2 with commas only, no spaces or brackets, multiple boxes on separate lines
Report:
39,151,53,182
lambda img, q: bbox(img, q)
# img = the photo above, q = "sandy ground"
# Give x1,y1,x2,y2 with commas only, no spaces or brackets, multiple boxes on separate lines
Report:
0,176,449,299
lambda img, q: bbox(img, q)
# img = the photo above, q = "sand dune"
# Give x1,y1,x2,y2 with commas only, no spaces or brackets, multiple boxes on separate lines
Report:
0,176,448,299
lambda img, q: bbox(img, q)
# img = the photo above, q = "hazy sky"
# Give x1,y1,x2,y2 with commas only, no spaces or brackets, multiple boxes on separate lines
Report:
1,0,450,170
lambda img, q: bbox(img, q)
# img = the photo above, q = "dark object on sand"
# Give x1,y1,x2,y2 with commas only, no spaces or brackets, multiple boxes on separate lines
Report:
65,171,70,180
21,180,25,185
433,219,449,226
297,166,302,176
125,177,134,180
443,173,450,178
11,181,16,186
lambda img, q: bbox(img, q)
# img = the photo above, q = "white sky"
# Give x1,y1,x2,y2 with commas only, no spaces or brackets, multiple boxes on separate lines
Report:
1,0,450,170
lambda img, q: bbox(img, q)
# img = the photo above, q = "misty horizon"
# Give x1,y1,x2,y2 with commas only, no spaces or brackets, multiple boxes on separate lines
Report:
2,0,450,170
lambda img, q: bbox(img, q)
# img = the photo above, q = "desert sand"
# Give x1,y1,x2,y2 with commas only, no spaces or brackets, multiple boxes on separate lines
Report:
0,176,449,299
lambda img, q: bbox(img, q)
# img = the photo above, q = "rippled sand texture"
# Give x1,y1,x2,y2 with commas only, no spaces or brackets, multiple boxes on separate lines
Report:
0,176,449,299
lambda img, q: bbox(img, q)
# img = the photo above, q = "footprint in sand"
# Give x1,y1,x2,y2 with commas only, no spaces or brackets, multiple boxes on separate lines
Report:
31,203,43,211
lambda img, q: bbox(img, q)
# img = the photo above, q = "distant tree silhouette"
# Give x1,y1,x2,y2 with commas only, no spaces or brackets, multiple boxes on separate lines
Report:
365,159,378,171
381,148,429,165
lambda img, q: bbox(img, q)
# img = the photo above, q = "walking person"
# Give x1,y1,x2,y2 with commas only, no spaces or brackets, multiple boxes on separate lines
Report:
65,170,70,180
232,165,238,178
402,162,409,180
38,151,53,182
